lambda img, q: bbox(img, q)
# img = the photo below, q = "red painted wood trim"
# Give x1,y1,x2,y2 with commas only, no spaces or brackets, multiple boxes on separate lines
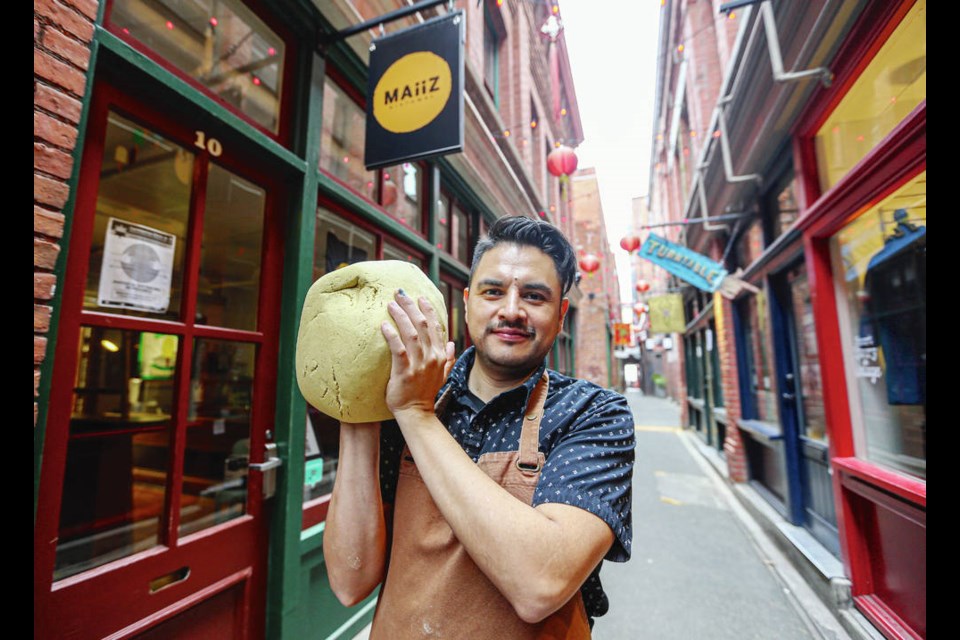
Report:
834,457,926,508
302,494,332,531
854,594,923,640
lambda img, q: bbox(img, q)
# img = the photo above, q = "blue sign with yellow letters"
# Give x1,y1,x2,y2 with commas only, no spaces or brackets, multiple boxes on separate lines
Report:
639,233,728,292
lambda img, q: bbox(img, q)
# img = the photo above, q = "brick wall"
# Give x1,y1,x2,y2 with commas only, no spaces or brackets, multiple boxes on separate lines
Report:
34,0,98,426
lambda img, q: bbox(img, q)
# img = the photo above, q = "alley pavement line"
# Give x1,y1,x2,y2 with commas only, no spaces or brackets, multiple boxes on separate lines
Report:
634,425,682,433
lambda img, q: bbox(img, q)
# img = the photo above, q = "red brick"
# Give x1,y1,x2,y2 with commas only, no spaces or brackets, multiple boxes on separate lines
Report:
35,336,48,365
34,273,58,300
41,27,92,71
35,18,41,42
34,173,70,209
35,111,79,149
62,0,99,21
35,83,83,124
35,142,75,180
35,305,53,332
35,206,66,238
34,0,95,43
35,238,62,270
34,50,87,96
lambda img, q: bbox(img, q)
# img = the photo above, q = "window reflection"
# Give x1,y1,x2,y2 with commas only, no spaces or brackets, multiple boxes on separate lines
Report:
197,164,265,331
319,78,376,199
381,163,422,232
313,208,377,281
57,327,177,580
181,339,255,535
830,172,925,478
109,0,285,133
740,289,779,426
86,112,191,321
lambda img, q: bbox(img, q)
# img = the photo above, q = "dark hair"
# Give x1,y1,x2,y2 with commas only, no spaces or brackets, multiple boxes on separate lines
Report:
469,215,579,296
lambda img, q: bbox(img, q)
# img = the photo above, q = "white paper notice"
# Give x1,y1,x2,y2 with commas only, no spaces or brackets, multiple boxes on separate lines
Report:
97,217,176,313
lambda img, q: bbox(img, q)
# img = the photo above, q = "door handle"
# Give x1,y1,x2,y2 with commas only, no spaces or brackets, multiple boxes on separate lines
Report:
249,442,282,499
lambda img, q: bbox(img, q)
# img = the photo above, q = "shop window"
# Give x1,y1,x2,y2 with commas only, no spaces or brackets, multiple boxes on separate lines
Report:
440,278,468,357
383,241,425,267
763,169,801,243
738,287,780,426
108,0,286,135
814,0,925,193
483,1,503,105
319,77,376,201
829,171,925,479
735,219,765,270
379,162,423,233
436,189,472,265
552,308,576,376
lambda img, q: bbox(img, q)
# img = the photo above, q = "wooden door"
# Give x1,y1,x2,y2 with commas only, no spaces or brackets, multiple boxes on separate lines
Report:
34,81,285,639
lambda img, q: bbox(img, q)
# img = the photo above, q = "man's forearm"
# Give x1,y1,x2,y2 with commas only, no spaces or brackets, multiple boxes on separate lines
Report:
322,423,388,606
394,409,613,622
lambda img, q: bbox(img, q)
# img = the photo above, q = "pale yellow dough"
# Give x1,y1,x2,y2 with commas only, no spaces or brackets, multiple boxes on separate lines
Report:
295,260,448,423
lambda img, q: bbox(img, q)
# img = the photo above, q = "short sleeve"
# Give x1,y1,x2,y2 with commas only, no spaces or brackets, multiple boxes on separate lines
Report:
532,391,635,562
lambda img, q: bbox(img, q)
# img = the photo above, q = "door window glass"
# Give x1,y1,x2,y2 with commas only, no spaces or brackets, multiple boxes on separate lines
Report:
830,171,925,478
740,288,779,426
181,339,255,535
86,112,191,320
197,163,265,330
786,264,827,442
108,0,285,134
56,327,177,580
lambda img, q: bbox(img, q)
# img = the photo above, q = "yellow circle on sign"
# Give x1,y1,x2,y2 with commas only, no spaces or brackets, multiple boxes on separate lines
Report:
373,51,452,134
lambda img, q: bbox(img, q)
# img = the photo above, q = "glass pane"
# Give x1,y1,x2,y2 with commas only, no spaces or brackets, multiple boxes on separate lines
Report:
441,279,466,356
109,0,284,133
304,407,339,502
786,264,827,442
383,242,424,267
735,219,764,270
770,174,801,240
197,164,265,330
56,327,177,580
830,171,925,478
436,192,451,253
181,339,255,535
313,208,377,281
319,78,376,200
814,0,925,193
743,289,779,425
452,202,469,264
86,112,191,320
381,163,422,232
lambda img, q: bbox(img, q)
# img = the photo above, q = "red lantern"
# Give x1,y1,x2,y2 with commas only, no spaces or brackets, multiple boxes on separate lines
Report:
620,234,641,253
578,253,600,274
635,279,650,294
381,179,398,207
633,302,648,315
547,145,579,177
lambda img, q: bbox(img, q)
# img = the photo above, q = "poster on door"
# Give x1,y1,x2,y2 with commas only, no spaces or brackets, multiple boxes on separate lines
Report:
97,217,176,313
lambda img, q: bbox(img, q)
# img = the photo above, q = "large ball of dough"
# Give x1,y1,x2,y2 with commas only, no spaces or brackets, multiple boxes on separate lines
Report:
296,260,448,423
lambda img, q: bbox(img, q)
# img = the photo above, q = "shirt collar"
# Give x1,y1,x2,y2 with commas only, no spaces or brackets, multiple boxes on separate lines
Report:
439,346,548,409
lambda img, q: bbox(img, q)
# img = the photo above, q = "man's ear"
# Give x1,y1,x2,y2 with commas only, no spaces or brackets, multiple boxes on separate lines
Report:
559,297,570,329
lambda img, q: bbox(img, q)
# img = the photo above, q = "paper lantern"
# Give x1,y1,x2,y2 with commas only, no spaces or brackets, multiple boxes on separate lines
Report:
620,234,641,253
578,253,600,274
547,145,579,177
381,179,398,207
633,302,648,315
635,279,651,294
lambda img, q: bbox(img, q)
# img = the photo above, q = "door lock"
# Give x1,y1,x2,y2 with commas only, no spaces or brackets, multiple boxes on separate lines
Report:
249,442,282,499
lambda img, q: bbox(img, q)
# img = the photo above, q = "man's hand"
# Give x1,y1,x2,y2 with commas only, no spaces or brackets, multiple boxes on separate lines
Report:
380,290,456,419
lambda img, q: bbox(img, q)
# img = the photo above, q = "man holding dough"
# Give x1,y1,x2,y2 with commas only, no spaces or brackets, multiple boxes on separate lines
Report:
322,215,635,638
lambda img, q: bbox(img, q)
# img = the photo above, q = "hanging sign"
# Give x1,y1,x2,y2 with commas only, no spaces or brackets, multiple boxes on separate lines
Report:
364,10,465,170
647,293,687,334
638,233,727,293
613,323,631,347
97,217,176,313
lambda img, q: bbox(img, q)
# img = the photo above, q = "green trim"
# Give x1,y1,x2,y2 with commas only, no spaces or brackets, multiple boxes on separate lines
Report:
34,13,107,524
300,520,325,543
327,598,377,639
265,42,326,640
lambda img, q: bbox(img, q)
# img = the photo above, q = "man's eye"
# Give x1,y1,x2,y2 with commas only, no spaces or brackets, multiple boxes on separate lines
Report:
523,293,546,302
482,288,503,296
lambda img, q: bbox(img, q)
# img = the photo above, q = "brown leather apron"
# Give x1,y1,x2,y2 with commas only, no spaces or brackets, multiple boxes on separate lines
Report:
370,374,592,640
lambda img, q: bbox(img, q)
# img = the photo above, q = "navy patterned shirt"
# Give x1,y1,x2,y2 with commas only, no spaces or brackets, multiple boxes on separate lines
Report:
379,347,636,623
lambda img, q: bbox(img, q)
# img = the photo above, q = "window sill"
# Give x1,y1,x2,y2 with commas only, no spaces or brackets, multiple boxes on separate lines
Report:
737,419,783,444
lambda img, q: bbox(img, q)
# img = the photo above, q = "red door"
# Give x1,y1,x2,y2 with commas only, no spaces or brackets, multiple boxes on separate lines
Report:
34,81,285,639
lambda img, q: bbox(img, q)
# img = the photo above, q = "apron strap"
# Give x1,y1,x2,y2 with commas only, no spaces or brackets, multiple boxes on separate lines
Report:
517,373,549,472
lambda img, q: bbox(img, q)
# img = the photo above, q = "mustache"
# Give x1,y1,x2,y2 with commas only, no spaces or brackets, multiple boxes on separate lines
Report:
486,321,535,337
